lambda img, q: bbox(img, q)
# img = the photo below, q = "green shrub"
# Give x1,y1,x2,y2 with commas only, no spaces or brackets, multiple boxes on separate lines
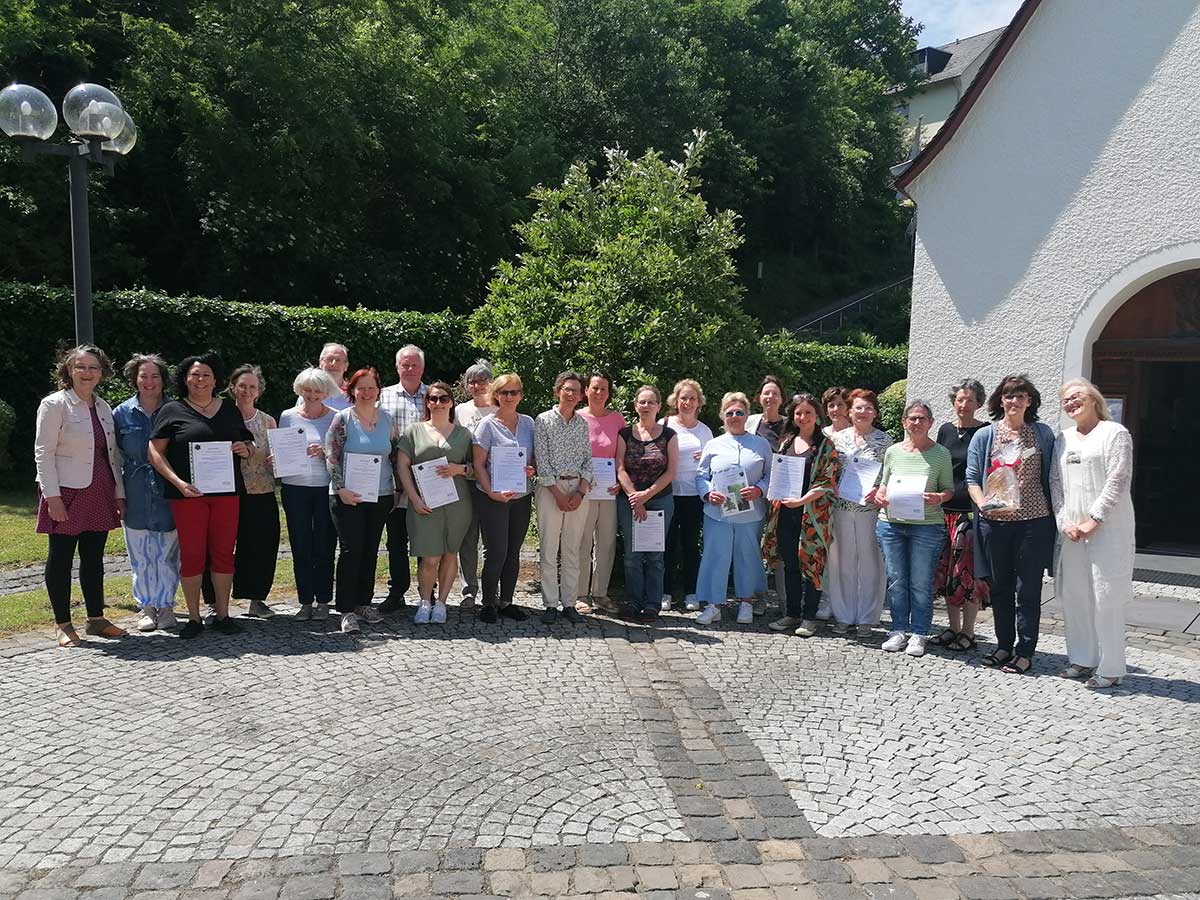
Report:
759,333,907,399
878,378,908,440
0,282,477,467
0,397,14,474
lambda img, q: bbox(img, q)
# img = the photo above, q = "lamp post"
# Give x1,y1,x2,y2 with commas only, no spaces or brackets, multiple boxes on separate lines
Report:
0,82,138,344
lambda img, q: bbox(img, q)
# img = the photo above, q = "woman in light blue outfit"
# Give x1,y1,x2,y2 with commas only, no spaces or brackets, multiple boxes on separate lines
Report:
694,392,772,626
113,353,180,631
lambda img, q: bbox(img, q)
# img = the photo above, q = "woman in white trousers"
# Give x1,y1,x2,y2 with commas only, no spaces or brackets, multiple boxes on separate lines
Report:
1050,378,1134,689
826,389,893,635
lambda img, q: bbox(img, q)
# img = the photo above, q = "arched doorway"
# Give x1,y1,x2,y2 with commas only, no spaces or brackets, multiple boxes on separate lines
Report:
1091,268,1200,554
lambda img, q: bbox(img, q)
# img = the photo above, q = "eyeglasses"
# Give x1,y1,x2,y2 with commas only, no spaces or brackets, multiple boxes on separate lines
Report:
1061,394,1086,407
905,415,930,423
427,395,452,405
723,409,746,418
1002,392,1028,401
559,386,580,395
497,389,522,397
467,378,490,386
71,364,102,373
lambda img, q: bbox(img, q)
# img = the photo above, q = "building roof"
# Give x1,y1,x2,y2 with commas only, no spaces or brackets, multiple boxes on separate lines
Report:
924,27,1006,85
896,0,1044,191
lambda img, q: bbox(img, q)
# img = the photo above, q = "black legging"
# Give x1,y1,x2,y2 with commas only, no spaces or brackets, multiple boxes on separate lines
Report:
46,531,109,624
777,505,821,620
664,494,704,597
478,492,533,608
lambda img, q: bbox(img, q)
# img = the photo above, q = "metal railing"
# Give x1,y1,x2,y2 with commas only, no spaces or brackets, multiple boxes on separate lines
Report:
790,276,912,336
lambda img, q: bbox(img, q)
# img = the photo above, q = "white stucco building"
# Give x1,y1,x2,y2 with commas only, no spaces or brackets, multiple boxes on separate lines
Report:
897,0,1200,553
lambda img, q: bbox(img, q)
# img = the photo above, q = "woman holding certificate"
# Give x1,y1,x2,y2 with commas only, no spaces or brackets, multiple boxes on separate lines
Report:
694,392,772,626
396,382,476,625
201,365,279,618
149,352,254,639
472,373,537,622
324,368,397,634
826,389,893,636
615,386,678,623
1049,379,1134,689
871,400,954,657
965,374,1056,675
34,345,127,646
577,373,625,615
662,379,713,612
763,394,839,637
277,367,341,621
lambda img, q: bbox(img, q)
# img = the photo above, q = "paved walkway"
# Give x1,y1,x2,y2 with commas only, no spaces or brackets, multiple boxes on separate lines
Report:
1,565,1199,899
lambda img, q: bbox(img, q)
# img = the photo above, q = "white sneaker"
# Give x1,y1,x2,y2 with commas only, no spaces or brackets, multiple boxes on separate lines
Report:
357,605,384,624
769,616,802,632
882,631,908,652
684,595,700,611
313,603,330,621
158,607,178,629
737,601,754,624
696,604,719,625
248,599,275,618
341,612,360,633
137,607,158,632
906,634,927,657
414,603,432,624
660,595,673,612
431,601,448,624
794,620,818,638
295,604,313,621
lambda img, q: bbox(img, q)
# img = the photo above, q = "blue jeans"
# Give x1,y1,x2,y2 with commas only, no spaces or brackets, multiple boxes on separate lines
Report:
618,493,674,613
281,484,336,606
875,519,947,636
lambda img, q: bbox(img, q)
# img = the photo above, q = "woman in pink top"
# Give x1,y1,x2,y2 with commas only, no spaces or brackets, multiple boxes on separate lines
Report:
577,373,625,613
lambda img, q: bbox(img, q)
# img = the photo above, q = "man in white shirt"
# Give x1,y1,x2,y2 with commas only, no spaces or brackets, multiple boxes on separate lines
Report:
378,345,428,611
318,343,351,411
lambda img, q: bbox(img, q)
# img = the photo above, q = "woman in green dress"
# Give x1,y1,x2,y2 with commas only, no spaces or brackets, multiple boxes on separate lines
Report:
396,381,476,624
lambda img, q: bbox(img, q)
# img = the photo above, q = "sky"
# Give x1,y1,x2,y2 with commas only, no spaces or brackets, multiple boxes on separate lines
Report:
901,0,1023,48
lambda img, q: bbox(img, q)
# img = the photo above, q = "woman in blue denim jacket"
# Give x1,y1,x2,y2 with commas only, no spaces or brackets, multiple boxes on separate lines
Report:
965,374,1056,674
113,354,181,631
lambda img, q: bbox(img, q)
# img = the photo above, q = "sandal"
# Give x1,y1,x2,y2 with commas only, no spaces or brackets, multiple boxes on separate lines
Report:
981,648,1013,668
947,632,977,652
1001,656,1033,675
1059,664,1094,679
574,601,593,615
1086,675,1122,689
84,618,127,638
928,627,958,646
55,625,82,647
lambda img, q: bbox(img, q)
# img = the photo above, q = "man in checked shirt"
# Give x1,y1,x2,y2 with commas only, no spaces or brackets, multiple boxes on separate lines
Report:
377,345,428,612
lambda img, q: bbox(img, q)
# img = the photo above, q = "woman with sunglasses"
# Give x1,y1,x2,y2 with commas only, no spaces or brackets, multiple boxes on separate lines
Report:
965,374,1056,674
472,374,537,621
694,392,772,626
396,381,476,624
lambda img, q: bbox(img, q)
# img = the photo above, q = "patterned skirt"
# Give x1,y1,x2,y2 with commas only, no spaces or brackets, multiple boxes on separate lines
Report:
124,526,181,609
933,512,990,608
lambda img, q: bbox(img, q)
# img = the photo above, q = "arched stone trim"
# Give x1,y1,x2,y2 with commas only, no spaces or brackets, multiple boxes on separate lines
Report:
1062,242,1200,382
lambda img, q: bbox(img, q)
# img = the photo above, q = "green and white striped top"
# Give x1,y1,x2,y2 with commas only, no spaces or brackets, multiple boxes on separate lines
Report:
878,443,954,526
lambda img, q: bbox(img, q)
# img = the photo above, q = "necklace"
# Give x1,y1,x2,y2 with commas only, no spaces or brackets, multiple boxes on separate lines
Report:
187,396,218,415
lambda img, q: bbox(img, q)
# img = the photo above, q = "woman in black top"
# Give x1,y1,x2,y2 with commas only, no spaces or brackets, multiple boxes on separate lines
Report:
149,352,254,639
930,378,989,650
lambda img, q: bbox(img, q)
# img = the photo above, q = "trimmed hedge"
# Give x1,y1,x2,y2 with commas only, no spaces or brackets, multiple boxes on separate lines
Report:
878,378,908,440
0,281,910,469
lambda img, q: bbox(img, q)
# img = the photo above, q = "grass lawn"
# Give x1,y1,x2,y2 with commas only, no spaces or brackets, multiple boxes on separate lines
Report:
0,487,126,568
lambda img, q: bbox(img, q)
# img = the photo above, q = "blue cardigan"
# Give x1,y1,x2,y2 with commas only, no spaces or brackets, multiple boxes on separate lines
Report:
964,421,1056,579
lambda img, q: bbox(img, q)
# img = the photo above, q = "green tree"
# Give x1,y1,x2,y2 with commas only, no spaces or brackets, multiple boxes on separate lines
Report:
470,135,763,414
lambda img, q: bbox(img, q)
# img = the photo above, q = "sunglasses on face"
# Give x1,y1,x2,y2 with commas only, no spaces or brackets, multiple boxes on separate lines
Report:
1002,392,1028,401
497,389,522,397
724,409,746,418
427,395,452,405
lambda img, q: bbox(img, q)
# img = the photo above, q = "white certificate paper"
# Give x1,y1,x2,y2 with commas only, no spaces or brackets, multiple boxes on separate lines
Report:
887,474,927,522
767,454,807,501
344,452,382,504
268,426,309,479
490,446,528,495
588,457,617,501
713,465,750,517
837,456,883,505
632,509,666,552
189,441,235,494
413,456,459,510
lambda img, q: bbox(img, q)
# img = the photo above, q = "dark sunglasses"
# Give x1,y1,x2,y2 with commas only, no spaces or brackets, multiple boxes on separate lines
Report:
497,388,523,397
426,395,452,405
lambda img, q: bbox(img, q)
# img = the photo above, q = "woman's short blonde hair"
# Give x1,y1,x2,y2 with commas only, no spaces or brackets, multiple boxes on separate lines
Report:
488,373,523,405
720,391,749,415
1060,377,1111,421
667,378,705,412
293,367,340,399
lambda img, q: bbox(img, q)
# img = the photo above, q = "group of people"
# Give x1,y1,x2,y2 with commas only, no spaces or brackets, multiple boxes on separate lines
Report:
34,343,1134,688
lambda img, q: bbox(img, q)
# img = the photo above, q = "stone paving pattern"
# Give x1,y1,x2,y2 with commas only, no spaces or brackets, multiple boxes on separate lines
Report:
2,577,1199,898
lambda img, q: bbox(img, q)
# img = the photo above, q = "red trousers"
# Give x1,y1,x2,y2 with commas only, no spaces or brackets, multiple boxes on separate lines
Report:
170,495,240,577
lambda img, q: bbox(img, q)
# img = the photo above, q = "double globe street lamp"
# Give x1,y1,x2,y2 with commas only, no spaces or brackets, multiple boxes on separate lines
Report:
0,82,138,343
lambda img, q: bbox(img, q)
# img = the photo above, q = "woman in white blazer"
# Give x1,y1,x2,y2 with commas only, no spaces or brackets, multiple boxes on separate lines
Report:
34,345,126,646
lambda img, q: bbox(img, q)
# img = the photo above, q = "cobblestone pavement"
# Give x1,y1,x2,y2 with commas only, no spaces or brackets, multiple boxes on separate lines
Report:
1,585,1199,898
